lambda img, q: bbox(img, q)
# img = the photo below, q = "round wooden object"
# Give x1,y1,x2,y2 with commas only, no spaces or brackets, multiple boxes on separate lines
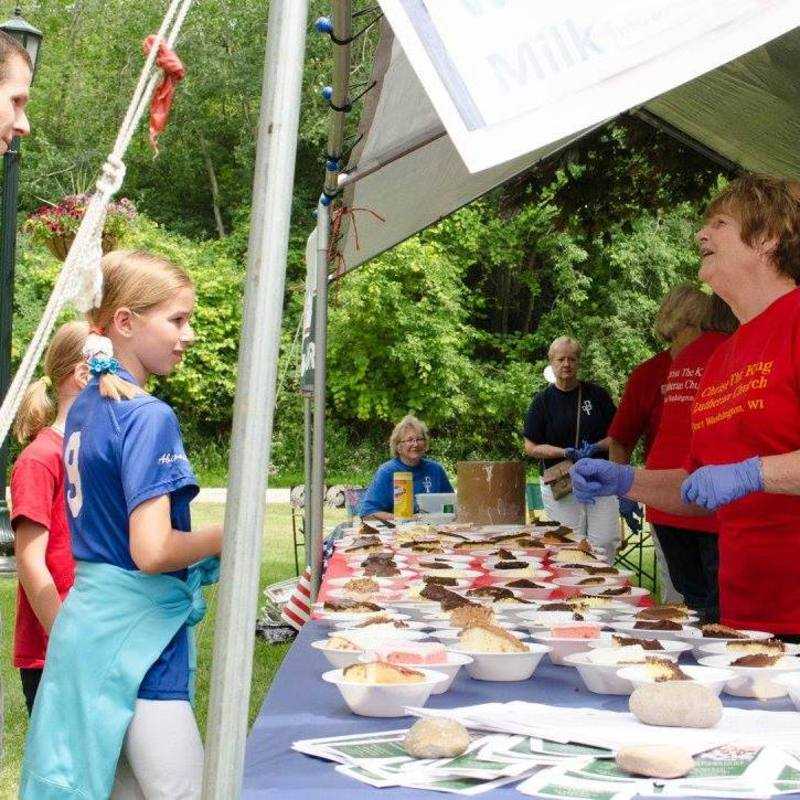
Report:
456,461,525,524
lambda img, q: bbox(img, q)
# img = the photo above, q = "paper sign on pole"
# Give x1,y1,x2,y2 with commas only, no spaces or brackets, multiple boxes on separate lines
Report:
377,0,800,172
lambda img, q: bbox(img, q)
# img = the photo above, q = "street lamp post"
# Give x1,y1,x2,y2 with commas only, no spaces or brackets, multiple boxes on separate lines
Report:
0,7,42,567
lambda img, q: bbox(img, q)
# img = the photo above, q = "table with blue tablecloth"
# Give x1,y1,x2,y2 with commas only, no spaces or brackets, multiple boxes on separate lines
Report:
241,620,800,799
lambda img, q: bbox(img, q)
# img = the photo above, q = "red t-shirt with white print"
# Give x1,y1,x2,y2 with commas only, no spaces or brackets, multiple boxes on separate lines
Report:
11,427,75,668
686,288,800,634
645,332,727,532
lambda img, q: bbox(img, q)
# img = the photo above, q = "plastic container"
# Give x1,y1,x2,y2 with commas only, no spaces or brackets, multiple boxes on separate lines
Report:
415,492,457,514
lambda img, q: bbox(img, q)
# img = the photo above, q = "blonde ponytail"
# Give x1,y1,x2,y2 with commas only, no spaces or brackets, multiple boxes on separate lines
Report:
86,249,193,401
13,320,90,443
14,377,55,443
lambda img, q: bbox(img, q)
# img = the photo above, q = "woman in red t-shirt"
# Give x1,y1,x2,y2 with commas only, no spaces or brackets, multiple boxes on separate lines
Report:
12,321,89,713
572,174,800,639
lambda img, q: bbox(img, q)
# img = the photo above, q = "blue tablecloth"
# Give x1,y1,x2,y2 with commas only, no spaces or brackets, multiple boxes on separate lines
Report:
242,622,799,799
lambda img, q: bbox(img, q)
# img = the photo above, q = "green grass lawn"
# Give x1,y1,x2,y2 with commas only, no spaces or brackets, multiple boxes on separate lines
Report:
0,501,346,798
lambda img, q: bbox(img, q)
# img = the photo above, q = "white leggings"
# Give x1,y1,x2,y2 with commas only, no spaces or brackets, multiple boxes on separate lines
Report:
111,699,204,799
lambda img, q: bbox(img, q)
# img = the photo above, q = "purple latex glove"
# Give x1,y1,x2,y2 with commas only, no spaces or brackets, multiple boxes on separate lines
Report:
564,447,580,462
577,441,603,459
680,457,763,511
570,459,634,505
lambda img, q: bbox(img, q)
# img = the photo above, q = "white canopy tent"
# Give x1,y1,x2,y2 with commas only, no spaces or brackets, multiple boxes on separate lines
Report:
300,0,800,594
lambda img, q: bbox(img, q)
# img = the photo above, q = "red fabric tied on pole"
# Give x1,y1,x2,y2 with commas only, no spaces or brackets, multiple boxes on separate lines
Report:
142,35,186,154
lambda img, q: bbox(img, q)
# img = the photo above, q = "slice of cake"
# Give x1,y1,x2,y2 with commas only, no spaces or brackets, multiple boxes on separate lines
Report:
550,625,601,639
343,577,380,595
701,623,748,639
449,604,494,628
577,577,607,586
507,579,547,589
467,586,515,601
371,642,447,666
612,635,664,651
323,599,384,613
569,596,615,610
325,635,362,651
641,658,690,682
423,575,458,587
635,605,691,622
343,661,426,684
352,614,408,629
493,560,531,570
600,586,630,596
731,653,783,667
539,602,574,612
554,549,600,565
726,638,786,656
457,623,527,653
419,560,452,570
633,619,682,631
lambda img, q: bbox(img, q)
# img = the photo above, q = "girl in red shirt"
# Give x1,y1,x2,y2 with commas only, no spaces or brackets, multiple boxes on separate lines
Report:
11,320,89,714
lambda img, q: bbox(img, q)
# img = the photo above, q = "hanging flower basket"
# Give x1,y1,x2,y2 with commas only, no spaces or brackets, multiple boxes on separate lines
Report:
24,193,137,262
44,231,119,261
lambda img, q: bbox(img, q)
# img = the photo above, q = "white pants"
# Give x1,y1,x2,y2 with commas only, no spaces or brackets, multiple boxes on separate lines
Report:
541,480,621,564
111,699,204,799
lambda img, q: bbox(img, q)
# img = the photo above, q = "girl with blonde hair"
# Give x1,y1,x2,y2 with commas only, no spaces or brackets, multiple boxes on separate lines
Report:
11,320,89,715
22,250,222,799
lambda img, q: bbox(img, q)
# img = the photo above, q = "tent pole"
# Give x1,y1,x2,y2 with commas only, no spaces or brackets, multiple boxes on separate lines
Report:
310,202,329,600
303,395,313,568
201,1,308,797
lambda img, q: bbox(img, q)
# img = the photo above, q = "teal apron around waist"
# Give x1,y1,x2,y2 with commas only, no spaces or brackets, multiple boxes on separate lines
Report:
20,556,219,800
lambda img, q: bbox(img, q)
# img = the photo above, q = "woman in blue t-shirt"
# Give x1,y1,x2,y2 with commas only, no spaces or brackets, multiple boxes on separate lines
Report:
359,414,453,520
21,250,222,799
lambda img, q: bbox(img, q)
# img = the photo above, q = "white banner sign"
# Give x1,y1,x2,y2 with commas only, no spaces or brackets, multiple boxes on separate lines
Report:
377,0,800,172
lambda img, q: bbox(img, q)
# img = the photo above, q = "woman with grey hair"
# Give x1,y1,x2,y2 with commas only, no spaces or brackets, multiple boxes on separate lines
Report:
359,414,453,521
522,336,618,561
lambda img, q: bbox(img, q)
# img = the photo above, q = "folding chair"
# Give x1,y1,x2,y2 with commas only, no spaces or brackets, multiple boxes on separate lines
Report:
289,484,306,577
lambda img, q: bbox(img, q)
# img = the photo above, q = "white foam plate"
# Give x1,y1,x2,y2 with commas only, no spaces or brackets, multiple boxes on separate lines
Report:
357,651,473,694
450,641,549,681
698,654,800,699
322,666,448,716
617,664,734,696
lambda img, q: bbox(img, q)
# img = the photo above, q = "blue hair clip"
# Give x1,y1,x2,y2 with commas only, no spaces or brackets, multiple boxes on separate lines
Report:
88,356,120,376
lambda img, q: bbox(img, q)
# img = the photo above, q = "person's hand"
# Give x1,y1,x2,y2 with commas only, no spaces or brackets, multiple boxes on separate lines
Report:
680,457,763,511
571,459,634,504
577,440,603,459
564,447,580,462
619,497,644,534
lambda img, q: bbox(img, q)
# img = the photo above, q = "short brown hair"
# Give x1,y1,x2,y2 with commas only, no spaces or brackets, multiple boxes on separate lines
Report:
654,284,708,341
706,173,800,282
0,31,32,80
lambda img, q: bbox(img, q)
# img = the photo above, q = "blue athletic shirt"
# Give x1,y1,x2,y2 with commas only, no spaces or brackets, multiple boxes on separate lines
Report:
64,369,199,700
358,457,453,517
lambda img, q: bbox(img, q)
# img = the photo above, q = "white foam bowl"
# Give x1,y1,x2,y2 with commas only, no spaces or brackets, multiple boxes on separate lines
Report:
326,576,401,589
563,651,640,695
553,575,629,588
313,608,394,628
553,566,633,580
333,616,428,631
772,672,800,710
566,601,635,619
450,641,549,681
325,588,404,603
407,554,475,564
698,655,800,699
485,556,544,570
579,586,650,606
616,664,735,696
585,637,691,661
358,651,473,694
489,567,552,580
670,628,775,658
530,628,606,665
346,569,418,583
608,620,696,643
516,609,604,629
432,628,527,645
483,581,559,601
418,567,482,579
421,612,515,630
697,641,800,658
390,601,442,620
311,639,369,668
322,666,448,716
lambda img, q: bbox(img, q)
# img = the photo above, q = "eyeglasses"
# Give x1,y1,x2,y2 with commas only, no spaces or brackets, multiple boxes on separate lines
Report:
400,437,426,445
